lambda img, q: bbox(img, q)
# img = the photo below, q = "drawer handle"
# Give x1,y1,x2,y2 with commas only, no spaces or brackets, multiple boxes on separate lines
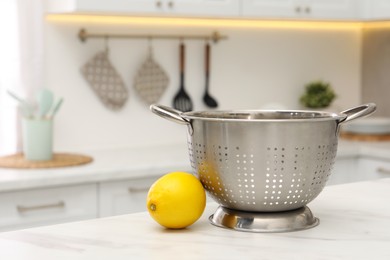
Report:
377,167,390,174
17,201,65,213
128,187,150,193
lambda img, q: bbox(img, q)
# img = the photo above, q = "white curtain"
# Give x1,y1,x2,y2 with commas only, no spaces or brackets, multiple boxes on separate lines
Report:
0,0,44,156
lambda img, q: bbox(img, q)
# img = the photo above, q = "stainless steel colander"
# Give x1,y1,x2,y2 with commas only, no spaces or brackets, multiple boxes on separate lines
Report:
151,104,376,213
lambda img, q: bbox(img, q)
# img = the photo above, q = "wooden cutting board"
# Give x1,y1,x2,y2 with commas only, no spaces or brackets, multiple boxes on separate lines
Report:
340,132,390,142
0,153,93,169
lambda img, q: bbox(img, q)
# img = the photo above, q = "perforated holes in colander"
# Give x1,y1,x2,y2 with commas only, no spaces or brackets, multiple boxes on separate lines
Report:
188,140,196,171
290,147,307,205
317,143,338,185
217,145,237,205
263,147,287,207
235,146,256,206
194,143,231,205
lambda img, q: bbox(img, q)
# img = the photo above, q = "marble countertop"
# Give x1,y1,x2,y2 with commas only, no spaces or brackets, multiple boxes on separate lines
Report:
0,140,390,192
0,178,389,259
0,143,191,192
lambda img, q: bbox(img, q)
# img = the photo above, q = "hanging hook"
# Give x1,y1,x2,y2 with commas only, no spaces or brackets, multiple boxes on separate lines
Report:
147,36,153,58
104,35,109,54
204,36,211,45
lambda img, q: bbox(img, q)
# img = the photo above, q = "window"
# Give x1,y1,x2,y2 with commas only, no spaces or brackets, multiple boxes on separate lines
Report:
0,0,44,156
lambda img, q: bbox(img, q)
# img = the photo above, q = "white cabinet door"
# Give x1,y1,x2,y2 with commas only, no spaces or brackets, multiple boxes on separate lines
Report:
329,157,390,186
0,184,97,232
99,176,159,217
307,0,359,20
172,0,240,17
367,0,390,19
241,0,359,20
241,0,300,18
327,157,358,185
47,0,164,15
47,0,240,17
357,158,390,181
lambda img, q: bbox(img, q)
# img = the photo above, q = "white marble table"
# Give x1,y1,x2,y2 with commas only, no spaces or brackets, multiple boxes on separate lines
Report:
0,179,389,260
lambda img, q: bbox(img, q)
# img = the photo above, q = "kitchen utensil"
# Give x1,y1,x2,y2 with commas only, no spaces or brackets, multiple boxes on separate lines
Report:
172,43,193,112
7,90,34,118
150,103,376,232
81,47,128,111
134,44,169,105
36,88,54,118
48,98,64,119
203,43,218,108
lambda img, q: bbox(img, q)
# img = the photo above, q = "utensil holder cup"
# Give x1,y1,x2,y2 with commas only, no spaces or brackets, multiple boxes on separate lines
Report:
22,118,53,161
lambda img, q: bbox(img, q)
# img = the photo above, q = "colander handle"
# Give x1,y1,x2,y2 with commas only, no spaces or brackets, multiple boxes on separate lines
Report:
150,104,190,125
340,103,376,123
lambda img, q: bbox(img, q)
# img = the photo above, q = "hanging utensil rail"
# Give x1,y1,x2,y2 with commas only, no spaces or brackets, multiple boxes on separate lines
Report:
78,28,228,43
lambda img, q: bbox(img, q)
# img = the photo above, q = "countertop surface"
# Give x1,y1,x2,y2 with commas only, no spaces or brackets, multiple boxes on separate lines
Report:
0,143,191,192
0,178,389,260
1,140,390,192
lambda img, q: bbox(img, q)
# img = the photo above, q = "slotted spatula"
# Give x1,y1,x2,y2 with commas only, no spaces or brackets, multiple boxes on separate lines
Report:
203,42,218,108
172,43,193,112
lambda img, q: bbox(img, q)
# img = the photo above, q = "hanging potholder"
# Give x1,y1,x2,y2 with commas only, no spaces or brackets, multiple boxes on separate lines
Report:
81,50,129,110
134,49,169,105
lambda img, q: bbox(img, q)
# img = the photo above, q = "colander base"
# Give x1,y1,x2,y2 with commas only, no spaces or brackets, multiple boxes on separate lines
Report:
209,205,319,233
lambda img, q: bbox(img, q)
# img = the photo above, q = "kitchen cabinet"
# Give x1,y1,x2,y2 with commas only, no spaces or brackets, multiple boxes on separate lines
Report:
46,0,390,21
0,184,97,232
98,176,159,217
241,0,360,20
329,155,390,186
47,0,241,17
356,157,390,181
364,0,390,20
327,157,358,185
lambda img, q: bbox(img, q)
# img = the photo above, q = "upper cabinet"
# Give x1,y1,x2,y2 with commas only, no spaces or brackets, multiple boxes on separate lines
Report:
167,0,240,17
47,0,241,17
241,0,361,20
366,0,390,20
46,0,390,21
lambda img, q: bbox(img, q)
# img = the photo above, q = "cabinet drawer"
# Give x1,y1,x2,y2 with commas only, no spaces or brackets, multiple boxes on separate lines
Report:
327,157,358,185
0,184,97,232
357,158,390,181
99,176,159,217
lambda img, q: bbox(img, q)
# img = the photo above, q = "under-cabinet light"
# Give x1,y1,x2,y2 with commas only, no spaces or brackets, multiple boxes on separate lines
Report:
362,21,390,29
46,14,363,31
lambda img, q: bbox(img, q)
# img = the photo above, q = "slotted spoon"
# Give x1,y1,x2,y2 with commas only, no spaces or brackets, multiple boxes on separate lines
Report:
172,43,193,112
203,42,218,108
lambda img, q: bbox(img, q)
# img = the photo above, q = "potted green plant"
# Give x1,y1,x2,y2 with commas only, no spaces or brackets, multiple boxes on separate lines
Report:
300,80,336,109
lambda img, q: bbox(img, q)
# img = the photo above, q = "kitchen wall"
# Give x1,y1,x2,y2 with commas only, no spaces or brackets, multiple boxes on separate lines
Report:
362,28,390,116
44,21,362,152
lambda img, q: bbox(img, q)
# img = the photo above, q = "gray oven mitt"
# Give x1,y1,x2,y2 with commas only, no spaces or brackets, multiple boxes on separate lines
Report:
134,49,169,105
81,50,129,110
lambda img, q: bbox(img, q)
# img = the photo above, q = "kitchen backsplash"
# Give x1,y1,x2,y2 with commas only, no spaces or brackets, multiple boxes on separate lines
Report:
45,22,361,151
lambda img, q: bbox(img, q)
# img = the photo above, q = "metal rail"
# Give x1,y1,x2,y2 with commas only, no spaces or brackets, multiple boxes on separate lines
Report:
78,28,228,43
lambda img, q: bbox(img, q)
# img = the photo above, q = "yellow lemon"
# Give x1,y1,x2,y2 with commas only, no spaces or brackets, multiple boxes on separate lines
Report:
146,171,206,229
